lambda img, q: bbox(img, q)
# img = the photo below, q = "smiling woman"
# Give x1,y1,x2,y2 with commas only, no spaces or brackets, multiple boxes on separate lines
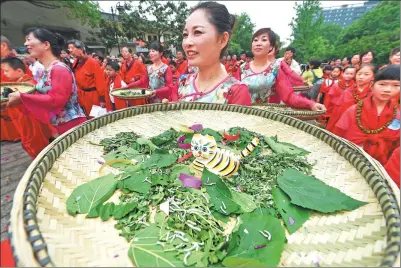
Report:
7,28,86,136
176,1,252,105
234,27,324,112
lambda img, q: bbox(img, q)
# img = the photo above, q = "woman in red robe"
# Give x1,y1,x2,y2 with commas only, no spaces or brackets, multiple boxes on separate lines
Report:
1,57,54,159
7,28,87,140
333,65,400,165
326,64,375,132
175,50,188,75
68,40,106,116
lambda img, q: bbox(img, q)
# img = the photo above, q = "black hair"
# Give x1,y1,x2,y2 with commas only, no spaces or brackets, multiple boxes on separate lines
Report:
240,51,246,55
246,51,253,58
1,56,26,73
332,66,343,72
191,1,236,58
169,60,177,67
106,61,120,71
93,53,104,62
285,46,296,55
118,54,123,58
343,65,356,72
24,28,65,57
252,28,278,56
390,47,400,57
309,59,321,69
149,41,163,54
358,63,377,75
361,50,375,60
136,53,146,63
67,39,85,52
374,64,400,83
323,65,333,72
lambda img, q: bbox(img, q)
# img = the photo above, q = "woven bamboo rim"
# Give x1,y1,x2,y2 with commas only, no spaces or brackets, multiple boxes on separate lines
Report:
253,103,326,120
9,103,400,267
111,88,155,100
1,82,35,103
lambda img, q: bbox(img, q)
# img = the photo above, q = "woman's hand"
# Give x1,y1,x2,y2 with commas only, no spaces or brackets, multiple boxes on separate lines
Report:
311,103,326,111
7,91,22,108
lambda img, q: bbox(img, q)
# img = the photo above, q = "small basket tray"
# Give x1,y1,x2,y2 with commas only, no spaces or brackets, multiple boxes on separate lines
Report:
111,88,155,100
1,82,35,103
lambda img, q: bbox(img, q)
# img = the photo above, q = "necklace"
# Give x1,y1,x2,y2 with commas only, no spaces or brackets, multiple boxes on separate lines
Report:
356,100,397,134
352,88,368,102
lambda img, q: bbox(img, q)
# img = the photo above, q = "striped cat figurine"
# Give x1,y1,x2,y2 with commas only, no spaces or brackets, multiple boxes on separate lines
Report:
190,133,259,177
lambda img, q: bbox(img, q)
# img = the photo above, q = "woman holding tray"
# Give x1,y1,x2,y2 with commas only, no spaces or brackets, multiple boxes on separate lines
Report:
234,27,324,111
126,41,174,103
176,2,252,105
7,28,87,137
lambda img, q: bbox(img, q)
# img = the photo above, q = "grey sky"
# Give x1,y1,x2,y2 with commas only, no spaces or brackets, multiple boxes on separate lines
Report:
98,1,364,44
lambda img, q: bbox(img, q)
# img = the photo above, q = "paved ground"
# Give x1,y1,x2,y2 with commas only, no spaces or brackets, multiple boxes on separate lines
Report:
0,141,32,241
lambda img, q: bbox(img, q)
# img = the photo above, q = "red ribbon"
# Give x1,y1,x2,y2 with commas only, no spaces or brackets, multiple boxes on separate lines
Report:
223,131,240,141
178,152,193,163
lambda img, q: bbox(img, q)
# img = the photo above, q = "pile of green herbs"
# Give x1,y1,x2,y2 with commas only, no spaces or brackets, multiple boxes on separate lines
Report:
66,126,367,267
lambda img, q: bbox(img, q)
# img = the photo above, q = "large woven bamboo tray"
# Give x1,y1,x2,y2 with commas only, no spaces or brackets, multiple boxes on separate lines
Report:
1,82,35,103
254,103,326,120
9,103,400,267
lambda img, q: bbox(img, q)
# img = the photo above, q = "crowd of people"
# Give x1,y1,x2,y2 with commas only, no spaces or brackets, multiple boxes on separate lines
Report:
0,1,399,187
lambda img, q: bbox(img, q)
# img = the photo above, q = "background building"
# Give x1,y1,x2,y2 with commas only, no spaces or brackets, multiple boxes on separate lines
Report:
1,1,176,56
321,0,380,28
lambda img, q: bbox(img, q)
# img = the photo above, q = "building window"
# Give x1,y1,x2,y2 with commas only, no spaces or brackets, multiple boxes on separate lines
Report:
148,35,152,42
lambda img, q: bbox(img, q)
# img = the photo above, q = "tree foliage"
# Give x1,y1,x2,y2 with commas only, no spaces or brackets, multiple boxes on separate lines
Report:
289,0,325,62
229,13,256,56
289,0,400,64
98,18,125,54
135,0,190,47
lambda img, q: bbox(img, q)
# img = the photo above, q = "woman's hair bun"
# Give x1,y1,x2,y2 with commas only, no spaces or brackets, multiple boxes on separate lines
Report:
54,33,65,48
229,14,236,31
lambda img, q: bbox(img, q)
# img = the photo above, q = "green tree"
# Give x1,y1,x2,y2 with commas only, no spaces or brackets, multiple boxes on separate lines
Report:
229,12,256,56
336,1,400,64
288,0,327,62
134,0,190,48
97,19,125,55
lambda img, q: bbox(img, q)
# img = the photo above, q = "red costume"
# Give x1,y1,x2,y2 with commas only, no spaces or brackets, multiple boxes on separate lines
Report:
176,59,188,75
72,56,106,116
120,59,147,87
6,76,54,158
103,73,142,111
162,57,170,65
334,96,400,165
326,84,371,132
384,147,400,187
1,53,33,141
